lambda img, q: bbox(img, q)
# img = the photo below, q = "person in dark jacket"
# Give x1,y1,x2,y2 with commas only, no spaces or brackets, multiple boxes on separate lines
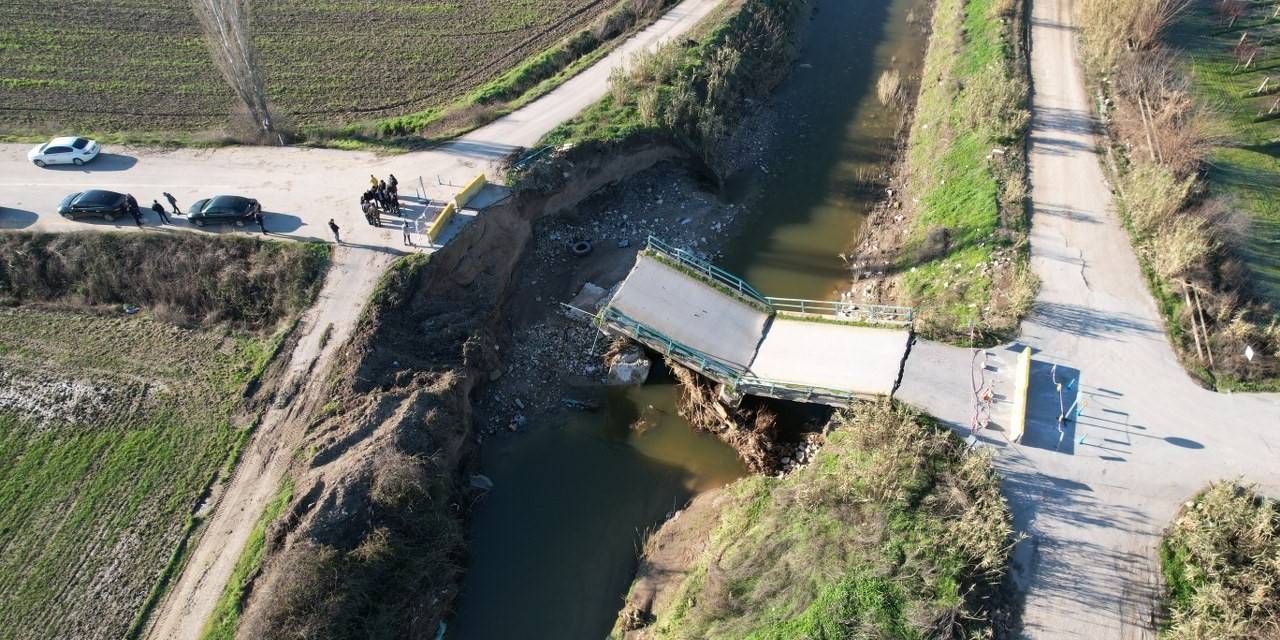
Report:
151,200,170,224
163,192,181,214
255,211,266,234
328,218,341,243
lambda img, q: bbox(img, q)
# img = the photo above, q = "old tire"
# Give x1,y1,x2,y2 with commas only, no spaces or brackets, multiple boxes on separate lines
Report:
571,240,592,257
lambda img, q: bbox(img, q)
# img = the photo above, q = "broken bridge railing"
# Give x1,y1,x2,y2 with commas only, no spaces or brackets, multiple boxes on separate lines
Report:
644,236,914,328
644,236,771,307
766,297,914,326
596,306,868,406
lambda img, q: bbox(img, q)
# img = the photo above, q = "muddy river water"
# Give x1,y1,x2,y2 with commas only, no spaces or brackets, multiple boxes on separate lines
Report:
449,0,929,636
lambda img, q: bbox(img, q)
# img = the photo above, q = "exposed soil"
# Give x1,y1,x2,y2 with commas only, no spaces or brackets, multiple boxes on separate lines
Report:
615,487,729,638
143,246,396,640
233,140,723,639
474,161,749,443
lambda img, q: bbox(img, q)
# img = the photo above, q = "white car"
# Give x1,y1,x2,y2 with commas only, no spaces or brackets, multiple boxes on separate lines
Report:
28,137,100,167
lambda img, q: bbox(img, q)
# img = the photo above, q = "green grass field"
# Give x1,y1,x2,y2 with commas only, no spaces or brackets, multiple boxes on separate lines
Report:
1173,2,1280,307
899,0,1034,343
0,0,615,140
617,402,1012,639
0,310,283,639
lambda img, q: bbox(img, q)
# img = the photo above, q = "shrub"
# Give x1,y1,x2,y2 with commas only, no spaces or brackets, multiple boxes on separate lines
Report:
1161,482,1280,640
1119,160,1195,236
0,233,329,331
634,402,1014,639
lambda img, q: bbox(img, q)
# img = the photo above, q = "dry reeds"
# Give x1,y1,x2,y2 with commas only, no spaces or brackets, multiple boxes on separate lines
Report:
0,233,328,331
1162,482,1280,640
877,68,902,106
1076,0,1189,70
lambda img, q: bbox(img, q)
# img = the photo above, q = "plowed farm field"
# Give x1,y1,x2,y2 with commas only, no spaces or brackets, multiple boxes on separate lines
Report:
0,310,276,639
0,0,611,134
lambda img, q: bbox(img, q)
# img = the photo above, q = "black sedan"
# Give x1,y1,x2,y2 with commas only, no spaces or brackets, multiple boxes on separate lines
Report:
188,195,261,227
57,189,129,221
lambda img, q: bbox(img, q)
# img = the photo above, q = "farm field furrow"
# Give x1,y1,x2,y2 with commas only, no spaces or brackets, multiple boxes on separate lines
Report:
0,310,270,640
0,0,611,134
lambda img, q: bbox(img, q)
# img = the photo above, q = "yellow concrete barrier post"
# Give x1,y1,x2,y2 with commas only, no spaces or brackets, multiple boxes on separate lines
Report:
1008,347,1031,442
427,201,456,243
454,173,487,209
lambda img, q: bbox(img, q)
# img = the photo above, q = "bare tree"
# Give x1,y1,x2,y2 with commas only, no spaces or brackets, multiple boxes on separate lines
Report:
190,0,277,143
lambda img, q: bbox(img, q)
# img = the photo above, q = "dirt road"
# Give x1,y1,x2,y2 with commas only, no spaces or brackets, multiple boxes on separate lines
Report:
144,247,394,640
899,0,1280,637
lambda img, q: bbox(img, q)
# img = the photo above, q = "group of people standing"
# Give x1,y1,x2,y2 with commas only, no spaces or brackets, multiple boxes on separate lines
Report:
123,192,184,228
360,174,399,227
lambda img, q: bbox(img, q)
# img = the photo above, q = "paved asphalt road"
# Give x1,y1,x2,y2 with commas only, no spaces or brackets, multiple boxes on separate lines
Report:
900,0,1280,637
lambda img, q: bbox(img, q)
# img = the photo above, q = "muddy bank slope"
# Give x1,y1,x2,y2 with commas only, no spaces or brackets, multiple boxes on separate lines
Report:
235,139,687,640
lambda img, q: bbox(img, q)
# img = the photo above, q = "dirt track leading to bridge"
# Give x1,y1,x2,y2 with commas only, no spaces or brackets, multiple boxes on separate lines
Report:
898,0,1280,637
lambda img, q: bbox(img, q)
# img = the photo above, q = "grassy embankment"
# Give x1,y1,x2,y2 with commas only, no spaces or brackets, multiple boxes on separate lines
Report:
0,233,327,640
0,0,673,150
1076,0,1280,389
1159,482,1279,639
615,402,1013,639
525,0,809,182
897,0,1034,343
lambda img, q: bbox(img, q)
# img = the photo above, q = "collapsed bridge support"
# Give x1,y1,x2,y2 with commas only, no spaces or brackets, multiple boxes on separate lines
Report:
592,237,916,408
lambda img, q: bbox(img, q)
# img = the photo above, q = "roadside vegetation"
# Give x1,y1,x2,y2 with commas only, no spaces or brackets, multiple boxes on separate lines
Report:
897,0,1035,343
200,480,294,640
1159,481,1279,639
1076,0,1280,389
0,232,329,328
0,234,328,639
0,0,668,147
526,0,809,182
615,402,1013,639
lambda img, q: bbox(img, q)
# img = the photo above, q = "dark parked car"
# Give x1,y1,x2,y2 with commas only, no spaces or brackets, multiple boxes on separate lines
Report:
188,195,261,227
57,189,129,221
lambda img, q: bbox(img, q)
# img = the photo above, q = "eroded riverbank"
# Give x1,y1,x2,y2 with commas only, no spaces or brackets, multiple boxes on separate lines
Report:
449,0,934,636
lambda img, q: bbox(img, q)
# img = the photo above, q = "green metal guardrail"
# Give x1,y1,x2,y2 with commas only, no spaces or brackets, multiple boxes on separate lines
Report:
766,297,915,326
645,236,771,307
645,236,913,327
597,238,917,406
597,306,745,382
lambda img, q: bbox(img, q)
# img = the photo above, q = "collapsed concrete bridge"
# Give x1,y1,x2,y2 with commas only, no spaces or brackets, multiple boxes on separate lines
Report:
592,237,916,407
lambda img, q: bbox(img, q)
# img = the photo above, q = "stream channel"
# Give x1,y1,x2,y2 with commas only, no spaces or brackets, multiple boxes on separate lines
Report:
449,0,929,636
